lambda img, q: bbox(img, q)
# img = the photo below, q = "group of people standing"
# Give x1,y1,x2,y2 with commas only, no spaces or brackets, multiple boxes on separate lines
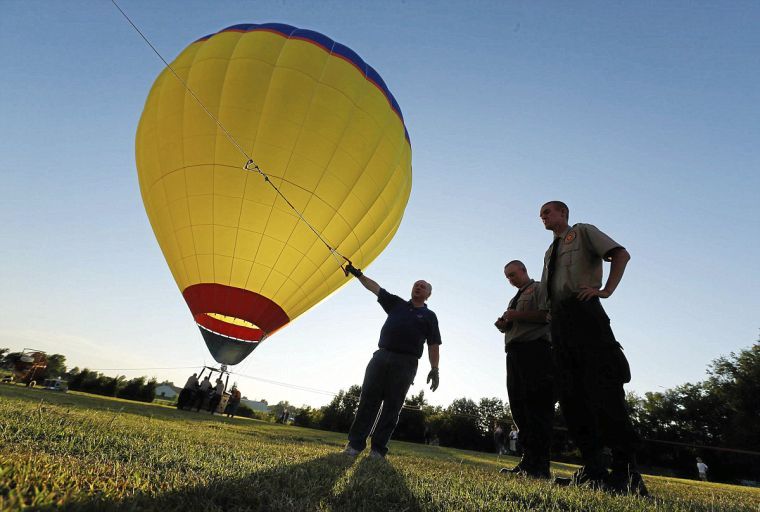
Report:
341,200,648,497
178,373,241,418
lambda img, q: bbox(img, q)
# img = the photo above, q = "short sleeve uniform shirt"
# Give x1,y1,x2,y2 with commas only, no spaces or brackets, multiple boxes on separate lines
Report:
504,280,549,347
377,288,442,359
541,223,623,306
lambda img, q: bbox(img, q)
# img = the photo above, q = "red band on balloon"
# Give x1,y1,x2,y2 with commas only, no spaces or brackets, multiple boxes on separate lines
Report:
183,284,290,340
194,313,264,342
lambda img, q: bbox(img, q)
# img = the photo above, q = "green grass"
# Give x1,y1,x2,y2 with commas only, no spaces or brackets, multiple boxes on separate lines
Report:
1,385,758,511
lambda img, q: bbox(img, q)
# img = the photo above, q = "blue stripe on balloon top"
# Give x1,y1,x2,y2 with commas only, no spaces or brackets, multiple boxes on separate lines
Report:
194,23,410,144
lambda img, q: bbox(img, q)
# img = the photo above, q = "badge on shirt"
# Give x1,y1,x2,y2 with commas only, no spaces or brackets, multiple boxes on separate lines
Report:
523,286,534,295
565,230,577,244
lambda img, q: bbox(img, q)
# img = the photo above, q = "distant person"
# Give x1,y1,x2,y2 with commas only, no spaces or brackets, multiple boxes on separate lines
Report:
195,375,212,412
508,426,519,455
209,378,224,413
696,458,709,481
493,422,506,455
495,260,553,479
342,263,442,459
539,200,647,496
226,385,241,418
184,373,199,389
178,373,199,409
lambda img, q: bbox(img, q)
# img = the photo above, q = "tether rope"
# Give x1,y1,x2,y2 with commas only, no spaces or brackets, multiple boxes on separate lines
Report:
111,0,349,271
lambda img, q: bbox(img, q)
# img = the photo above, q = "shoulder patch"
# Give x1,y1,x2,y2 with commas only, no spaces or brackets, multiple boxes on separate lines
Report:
523,286,535,295
564,230,577,244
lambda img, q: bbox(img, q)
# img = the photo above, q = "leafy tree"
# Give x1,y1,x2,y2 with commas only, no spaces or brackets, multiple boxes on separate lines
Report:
98,375,125,397
626,340,760,481
437,398,482,450
293,406,321,428
319,385,362,432
2,352,22,367
270,400,294,421
116,377,158,402
705,342,760,452
140,378,157,402
394,390,428,442
67,368,93,391
477,397,509,435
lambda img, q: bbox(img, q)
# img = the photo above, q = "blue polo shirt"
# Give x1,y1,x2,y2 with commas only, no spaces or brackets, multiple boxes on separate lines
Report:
377,288,442,359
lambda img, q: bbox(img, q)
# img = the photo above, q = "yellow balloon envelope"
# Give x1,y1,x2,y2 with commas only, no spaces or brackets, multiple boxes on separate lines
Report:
135,23,412,365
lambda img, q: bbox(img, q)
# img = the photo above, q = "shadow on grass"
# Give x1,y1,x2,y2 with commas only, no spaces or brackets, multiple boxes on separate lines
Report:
329,457,422,512
56,453,421,512
59,453,356,512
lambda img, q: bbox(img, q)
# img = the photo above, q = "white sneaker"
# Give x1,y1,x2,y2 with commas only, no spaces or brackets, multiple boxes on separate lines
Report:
342,445,361,457
369,450,386,460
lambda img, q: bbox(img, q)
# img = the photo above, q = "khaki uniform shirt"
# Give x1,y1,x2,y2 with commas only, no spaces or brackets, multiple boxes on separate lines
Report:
541,223,623,307
504,280,550,346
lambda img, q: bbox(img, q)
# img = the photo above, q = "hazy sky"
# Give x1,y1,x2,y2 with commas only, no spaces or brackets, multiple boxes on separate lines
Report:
1,1,758,408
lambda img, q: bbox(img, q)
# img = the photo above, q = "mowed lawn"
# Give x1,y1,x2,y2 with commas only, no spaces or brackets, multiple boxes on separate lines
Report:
1,386,758,511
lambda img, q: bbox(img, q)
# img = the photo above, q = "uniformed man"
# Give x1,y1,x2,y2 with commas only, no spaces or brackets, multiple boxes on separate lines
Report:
539,200,647,496
495,260,554,479
342,263,442,459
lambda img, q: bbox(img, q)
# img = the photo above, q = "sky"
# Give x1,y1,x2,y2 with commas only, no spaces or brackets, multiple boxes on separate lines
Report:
1,1,758,409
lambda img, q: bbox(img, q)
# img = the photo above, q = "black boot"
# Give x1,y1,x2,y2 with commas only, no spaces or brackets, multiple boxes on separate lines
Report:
607,462,649,497
554,465,608,488
555,451,608,488
499,455,531,475
501,453,551,480
525,461,551,480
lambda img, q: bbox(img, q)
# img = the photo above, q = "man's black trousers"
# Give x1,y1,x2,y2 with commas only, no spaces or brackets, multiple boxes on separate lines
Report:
348,349,418,456
551,297,639,469
506,338,555,467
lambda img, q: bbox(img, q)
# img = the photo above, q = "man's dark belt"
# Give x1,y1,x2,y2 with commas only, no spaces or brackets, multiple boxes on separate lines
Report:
379,347,419,358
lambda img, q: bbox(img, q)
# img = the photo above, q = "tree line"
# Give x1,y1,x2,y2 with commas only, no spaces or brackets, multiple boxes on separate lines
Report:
0,350,157,403
626,340,759,483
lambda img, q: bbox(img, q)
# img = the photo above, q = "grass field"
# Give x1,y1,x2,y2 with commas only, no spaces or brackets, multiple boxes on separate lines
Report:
1,385,758,511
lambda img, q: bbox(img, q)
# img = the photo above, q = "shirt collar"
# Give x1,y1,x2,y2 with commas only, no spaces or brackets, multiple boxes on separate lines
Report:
518,279,536,292
555,225,572,241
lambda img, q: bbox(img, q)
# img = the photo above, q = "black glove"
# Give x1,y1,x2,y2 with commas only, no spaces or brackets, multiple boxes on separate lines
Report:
344,263,363,278
426,368,439,392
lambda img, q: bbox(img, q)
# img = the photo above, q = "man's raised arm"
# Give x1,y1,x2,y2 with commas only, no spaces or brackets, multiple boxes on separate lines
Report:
345,264,381,296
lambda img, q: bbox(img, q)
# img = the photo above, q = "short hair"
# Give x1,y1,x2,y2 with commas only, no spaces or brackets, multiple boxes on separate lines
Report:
415,280,432,295
542,200,570,221
505,260,526,271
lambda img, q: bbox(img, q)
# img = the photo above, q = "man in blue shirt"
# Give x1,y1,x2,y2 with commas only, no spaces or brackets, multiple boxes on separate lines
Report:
342,263,442,458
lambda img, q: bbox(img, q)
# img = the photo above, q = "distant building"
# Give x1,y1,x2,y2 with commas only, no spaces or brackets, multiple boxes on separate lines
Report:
155,382,182,399
241,398,269,412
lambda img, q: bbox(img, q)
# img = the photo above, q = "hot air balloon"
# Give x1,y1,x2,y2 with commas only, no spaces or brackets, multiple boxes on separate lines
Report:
135,23,412,366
